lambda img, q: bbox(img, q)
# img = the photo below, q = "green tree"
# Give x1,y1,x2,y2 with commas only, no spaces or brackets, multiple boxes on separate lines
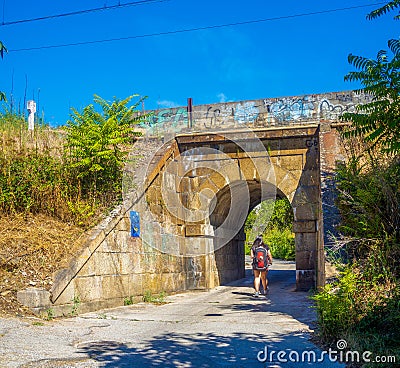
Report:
65,94,144,202
342,39,400,153
244,198,295,259
341,1,400,153
367,0,400,19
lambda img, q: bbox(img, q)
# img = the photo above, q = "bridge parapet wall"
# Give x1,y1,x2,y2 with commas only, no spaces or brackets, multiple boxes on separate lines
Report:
140,91,370,136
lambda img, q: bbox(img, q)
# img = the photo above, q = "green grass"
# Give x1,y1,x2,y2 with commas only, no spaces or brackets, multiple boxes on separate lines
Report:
142,290,167,304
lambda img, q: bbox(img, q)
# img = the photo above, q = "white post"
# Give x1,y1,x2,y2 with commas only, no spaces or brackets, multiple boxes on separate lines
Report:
27,100,36,131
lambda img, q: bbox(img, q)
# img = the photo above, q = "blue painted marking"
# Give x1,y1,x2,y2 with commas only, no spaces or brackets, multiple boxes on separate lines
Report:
130,211,140,237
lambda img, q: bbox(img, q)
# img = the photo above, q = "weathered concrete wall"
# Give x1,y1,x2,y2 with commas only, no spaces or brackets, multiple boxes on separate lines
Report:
319,123,346,245
140,90,370,134
49,219,188,316
17,205,191,317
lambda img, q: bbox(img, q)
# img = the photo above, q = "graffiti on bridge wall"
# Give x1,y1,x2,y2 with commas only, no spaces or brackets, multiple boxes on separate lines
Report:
202,102,260,128
234,102,260,124
204,105,233,128
319,99,356,120
264,96,315,122
141,107,189,134
140,92,365,134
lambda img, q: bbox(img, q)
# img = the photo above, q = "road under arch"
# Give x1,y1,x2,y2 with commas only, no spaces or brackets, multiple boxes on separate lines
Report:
142,125,325,291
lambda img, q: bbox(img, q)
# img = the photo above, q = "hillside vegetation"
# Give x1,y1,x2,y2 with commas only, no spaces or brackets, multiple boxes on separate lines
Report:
314,143,400,365
0,96,144,316
313,22,400,365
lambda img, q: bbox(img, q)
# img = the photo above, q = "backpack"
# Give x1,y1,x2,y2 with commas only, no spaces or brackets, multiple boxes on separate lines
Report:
253,246,268,270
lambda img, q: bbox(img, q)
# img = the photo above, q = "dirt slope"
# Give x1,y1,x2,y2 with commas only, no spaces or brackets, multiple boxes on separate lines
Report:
0,214,84,317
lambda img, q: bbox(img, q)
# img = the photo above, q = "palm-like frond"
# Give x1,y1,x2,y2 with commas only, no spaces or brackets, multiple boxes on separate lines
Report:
367,0,400,20
388,38,400,54
342,39,400,153
65,94,145,187
0,41,7,59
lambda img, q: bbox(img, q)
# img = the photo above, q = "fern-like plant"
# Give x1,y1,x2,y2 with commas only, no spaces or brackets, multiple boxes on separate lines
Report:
367,0,400,20
341,39,400,153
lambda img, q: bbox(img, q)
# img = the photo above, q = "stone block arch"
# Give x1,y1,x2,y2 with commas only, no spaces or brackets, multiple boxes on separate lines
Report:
139,125,324,291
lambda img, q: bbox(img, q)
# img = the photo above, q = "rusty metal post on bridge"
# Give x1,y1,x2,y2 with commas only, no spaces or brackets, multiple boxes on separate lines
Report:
187,97,193,128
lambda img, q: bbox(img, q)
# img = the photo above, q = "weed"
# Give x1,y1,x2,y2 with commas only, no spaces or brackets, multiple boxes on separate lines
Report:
142,290,167,304
44,308,54,321
124,296,134,306
70,295,81,316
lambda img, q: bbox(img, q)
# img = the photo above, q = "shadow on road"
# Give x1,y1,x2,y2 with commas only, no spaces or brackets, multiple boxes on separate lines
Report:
225,266,316,328
77,331,321,367
76,264,327,367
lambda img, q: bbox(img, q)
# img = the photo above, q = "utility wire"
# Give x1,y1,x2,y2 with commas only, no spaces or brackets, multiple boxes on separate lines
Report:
9,2,386,53
0,0,169,27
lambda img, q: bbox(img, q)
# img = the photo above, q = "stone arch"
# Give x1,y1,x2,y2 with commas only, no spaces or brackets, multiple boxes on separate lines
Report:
207,174,320,290
139,126,325,291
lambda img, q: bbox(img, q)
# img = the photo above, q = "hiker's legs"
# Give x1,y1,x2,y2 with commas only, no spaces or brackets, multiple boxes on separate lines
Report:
260,270,268,292
253,270,261,292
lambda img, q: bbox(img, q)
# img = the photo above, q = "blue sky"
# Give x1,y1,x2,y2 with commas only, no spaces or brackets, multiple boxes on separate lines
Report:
1,0,398,126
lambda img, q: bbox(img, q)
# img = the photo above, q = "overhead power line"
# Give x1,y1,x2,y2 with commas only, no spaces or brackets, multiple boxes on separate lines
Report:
9,2,386,53
0,0,169,27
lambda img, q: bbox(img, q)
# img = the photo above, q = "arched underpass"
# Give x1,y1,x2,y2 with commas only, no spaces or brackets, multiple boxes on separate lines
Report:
139,125,324,292
35,125,325,316
17,95,356,316
212,181,293,286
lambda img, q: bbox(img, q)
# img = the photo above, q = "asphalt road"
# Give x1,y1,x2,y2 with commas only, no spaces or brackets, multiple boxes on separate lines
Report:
0,260,344,367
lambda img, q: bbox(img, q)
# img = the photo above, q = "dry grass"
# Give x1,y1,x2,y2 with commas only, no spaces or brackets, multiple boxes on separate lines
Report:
0,122,65,158
0,213,85,317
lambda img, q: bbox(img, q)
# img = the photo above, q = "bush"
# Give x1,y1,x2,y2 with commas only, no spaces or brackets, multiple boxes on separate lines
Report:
313,268,359,340
264,228,295,260
245,198,295,260
314,147,400,363
0,95,145,227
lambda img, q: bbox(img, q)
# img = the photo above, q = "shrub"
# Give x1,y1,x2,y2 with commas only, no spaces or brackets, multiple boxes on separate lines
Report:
313,268,359,340
0,95,145,227
264,228,295,260
245,198,295,260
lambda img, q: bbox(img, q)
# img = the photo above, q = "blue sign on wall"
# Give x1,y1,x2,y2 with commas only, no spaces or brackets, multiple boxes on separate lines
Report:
130,211,140,237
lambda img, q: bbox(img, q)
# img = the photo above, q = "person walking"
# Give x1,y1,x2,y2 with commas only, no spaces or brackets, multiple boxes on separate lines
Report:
250,236,273,297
